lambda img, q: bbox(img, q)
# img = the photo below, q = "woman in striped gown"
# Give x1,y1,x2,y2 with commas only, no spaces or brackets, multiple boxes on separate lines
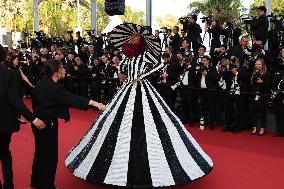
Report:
65,23,213,188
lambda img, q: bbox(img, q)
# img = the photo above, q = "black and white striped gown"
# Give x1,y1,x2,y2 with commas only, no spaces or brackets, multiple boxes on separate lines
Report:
65,51,213,188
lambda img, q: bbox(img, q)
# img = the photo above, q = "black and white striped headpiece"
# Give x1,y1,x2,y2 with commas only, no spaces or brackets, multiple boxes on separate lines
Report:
110,23,161,57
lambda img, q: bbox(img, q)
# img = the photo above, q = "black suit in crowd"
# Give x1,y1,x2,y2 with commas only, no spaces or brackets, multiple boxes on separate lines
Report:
157,60,182,111
250,72,272,129
175,63,199,123
73,63,90,98
0,67,36,189
231,45,251,66
31,78,90,189
170,33,182,55
90,62,105,102
64,59,76,93
251,15,269,43
222,66,250,132
185,22,202,55
208,26,223,54
273,71,284,136
102,63,119,103
197,66,219,129
223,27,242,48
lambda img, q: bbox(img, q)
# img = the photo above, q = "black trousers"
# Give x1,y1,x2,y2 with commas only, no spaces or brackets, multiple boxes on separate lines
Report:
179,87,198,123
0,133,13,189
76,80,88,98
199,89,216,129
275,104,284,135
224,94,249,131
102,81,117,104
250,96,268,129
90,81,103,103
31,122,58,189
157,84,176,112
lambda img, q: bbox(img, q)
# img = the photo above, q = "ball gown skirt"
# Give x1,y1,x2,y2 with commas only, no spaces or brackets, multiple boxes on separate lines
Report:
65,79,213,188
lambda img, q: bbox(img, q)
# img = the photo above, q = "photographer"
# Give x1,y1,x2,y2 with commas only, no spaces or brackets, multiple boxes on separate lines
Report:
182,15,202,56
221,58,250,132
197,56,219,130
205,18,223,56
212,44,229,65
250,59,272,136
251,6,269,44
163,29,172,48
90,57,105,103
76,31,84,53
170,26,182,55
192,45,206,68
154,30,162,46
172,53,198,124
64,52,76,93
223,20,242,48
232,36,252,67
73,57,90,98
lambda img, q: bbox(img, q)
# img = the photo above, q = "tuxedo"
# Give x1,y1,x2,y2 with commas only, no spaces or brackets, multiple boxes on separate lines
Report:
174,63,199,123
73,63,90,98
197,66,219,128
170,33,182,55
102,63,119,103
90,62,105,102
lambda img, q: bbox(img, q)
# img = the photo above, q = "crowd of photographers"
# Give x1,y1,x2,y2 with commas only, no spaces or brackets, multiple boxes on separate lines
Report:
0,6,284,137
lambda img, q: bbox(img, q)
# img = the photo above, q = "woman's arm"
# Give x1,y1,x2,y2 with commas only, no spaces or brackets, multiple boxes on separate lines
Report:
19,67,34,88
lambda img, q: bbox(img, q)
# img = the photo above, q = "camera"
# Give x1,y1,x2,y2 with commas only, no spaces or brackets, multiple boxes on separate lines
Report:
67,30,73,34
242,17,254,25
159,27,168,34
252,70,261,83
201,16,213,25
200,64,209,72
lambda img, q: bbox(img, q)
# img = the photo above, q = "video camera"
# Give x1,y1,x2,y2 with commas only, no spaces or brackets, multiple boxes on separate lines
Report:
159,27,168,34
67,30,73,34
201,16,213,25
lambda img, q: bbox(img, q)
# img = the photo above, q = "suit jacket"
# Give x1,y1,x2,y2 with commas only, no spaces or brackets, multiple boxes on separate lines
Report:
186,23,202,43
0,67,36,133
251,16,269,42
170,34,182,55
32,78,89,123
165,60,183,86
197,66,219,89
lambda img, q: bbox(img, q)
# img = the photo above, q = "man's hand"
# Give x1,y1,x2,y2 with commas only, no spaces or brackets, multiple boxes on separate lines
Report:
34,119,46,130
256,78,263,84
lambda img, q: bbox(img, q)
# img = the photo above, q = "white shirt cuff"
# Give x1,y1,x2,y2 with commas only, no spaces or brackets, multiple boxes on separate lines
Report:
32,118,39,124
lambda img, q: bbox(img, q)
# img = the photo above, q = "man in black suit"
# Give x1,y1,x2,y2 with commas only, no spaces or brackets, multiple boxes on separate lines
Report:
158,52,182,111
73,57,90,98
185,15,202,56
0,45,45,189
251,6,269,44
197,56,219,130
90,58,105,103
231,36,251,66
170,26,182,55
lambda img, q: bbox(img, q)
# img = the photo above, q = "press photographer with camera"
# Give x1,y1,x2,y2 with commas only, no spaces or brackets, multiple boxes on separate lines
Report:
170,26,182,55
231,36,252,67
180,15,202,56
221,58,250,132
222,20,242,49
197,55,219,130
205,18,223,56
251,6,269,44
250,59,272,136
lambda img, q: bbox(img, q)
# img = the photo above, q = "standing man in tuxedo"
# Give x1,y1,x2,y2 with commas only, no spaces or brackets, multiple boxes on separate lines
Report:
0,45,45,189
185,15,202,56
251,6,269,45
158,52,182,111
170,26,182,55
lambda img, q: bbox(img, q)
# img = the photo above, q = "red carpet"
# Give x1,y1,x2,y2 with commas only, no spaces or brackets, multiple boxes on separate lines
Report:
2,100,284,189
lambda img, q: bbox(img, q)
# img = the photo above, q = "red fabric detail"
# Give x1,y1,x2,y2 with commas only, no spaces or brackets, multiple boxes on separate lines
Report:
122,41,148,58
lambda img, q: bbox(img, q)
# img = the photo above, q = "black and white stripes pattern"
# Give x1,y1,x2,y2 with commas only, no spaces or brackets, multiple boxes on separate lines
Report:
110,23,162,58
66,80,213,188
66,23,213,188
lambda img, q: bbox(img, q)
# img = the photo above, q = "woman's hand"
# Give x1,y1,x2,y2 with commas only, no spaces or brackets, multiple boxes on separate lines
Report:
89,100,106,111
